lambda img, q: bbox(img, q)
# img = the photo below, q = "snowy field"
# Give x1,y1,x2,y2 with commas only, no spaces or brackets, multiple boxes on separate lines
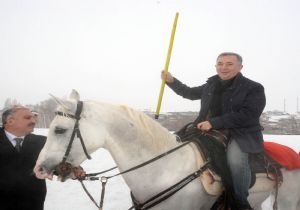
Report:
34,129,300,210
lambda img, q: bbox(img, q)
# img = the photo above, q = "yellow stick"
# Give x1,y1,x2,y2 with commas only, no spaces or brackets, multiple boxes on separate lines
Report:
155,12,179,119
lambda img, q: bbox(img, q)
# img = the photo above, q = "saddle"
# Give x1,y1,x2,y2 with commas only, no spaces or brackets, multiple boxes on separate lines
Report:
175,123,283,209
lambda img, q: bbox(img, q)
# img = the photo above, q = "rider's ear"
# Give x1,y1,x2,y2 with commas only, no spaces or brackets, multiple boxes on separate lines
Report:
69,89,80,102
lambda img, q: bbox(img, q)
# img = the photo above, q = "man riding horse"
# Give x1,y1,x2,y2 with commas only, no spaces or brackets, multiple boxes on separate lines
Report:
162,52,266,210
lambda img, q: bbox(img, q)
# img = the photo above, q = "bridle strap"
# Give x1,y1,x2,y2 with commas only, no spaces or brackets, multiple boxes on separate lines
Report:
129,161,210,210
76,126,91,160
59,101,91,163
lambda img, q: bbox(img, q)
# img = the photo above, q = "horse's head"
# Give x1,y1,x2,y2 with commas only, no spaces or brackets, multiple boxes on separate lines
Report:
34,90,107,181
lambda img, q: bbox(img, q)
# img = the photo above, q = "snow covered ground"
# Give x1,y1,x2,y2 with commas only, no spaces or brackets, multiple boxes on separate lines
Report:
34,129,300,210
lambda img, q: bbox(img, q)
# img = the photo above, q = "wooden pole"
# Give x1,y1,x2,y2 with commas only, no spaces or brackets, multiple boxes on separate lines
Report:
155,12,179,119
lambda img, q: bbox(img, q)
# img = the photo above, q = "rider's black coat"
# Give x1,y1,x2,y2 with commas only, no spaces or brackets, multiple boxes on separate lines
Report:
167,73,266,153
0,128,46,210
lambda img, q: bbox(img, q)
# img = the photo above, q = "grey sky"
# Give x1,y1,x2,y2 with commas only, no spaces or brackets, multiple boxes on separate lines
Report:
0,0,299,113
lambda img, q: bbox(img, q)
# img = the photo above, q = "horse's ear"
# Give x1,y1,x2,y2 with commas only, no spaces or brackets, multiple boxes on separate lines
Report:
69,89,80,101
49,94,70,111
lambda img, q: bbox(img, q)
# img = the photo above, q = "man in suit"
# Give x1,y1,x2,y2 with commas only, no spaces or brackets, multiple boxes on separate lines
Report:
0,106,46,210
161,52,266,210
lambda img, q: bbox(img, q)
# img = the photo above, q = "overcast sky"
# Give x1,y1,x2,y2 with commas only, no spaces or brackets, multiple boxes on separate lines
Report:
0,0,299,113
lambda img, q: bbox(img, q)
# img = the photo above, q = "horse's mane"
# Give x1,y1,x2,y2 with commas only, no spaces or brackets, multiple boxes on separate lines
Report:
117,105,177,149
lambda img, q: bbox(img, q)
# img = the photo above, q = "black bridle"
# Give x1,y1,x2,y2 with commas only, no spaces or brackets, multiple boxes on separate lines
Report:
55,101,91,164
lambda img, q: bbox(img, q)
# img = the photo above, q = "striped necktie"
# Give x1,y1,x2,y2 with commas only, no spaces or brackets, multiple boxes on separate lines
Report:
14,138,23,152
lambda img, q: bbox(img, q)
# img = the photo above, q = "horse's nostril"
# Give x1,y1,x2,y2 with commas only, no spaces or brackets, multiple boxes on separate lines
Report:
53,170,59,176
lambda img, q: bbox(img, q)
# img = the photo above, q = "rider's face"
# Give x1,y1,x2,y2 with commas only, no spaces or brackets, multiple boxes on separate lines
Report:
215,55,243,80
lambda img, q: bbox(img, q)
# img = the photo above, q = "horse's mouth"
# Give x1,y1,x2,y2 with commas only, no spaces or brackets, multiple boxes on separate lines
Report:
53,162,74,181
53,162,86,182
34,162,86,181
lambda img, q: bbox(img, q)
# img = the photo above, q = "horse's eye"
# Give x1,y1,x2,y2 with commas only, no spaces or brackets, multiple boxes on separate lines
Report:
54,127,67,134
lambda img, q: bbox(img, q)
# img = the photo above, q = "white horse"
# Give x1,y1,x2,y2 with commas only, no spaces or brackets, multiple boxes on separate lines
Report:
34,90,300,210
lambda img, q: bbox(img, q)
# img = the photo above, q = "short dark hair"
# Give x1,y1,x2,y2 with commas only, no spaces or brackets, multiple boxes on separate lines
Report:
217,52,243,64
2,106,28,126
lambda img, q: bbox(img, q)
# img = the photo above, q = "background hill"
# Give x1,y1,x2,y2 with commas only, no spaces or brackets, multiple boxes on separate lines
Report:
145,110,300,135
1,97,300,135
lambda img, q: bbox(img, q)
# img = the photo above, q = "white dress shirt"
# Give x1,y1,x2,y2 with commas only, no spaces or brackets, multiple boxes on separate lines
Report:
4,130,24,147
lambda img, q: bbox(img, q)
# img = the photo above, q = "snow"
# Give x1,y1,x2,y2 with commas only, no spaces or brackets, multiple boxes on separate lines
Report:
268,114,291,123
45,150,131,210
33,129,300,210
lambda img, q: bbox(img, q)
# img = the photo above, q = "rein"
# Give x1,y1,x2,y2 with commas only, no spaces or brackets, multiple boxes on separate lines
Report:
79,139,209,210
128,161,210,210
79,132,209,210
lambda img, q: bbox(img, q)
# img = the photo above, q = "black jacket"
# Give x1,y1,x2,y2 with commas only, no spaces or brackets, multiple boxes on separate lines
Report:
167,73,266,153
0,128,46,210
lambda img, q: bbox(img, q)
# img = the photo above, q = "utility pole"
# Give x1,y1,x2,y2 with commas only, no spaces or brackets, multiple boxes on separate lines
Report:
284,98,286,113
297,97,299,113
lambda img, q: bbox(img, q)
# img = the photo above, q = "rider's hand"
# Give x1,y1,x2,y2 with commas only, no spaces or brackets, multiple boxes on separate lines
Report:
161,71,174,83
197,121,212,131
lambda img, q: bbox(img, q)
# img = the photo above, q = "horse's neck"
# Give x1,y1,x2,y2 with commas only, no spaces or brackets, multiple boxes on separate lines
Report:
102,104,179,170
96,104,199,199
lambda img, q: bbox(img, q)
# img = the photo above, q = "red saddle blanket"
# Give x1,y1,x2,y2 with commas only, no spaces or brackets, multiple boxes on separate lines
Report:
264,141,300,170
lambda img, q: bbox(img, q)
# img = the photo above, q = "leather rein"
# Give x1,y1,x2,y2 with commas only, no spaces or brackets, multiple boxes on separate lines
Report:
55,101,210,210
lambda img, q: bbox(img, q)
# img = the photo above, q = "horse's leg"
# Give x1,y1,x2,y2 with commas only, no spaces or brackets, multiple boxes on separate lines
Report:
248,190,272,210
259,194,275,210
276,169,300,210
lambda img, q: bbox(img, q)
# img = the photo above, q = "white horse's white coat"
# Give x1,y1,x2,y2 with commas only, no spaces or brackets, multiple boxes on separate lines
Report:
34,90,300,210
